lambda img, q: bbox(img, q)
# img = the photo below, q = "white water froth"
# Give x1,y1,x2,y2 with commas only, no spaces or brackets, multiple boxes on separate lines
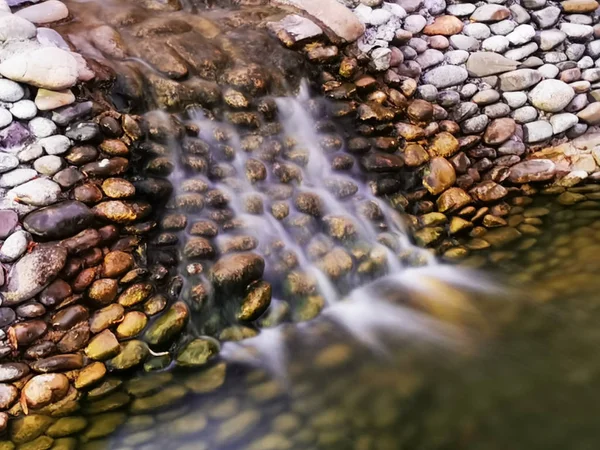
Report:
179,82,497,377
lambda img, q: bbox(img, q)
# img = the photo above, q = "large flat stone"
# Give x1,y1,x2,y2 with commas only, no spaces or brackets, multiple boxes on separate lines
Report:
271,0,364,42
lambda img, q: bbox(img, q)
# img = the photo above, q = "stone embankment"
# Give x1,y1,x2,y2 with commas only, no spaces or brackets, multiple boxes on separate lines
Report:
273,0,600,253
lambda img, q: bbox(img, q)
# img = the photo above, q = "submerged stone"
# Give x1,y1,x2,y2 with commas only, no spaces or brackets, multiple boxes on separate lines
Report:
176,338,219,367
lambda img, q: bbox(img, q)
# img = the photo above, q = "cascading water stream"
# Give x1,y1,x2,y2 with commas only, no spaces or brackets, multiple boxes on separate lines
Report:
160,81,495,379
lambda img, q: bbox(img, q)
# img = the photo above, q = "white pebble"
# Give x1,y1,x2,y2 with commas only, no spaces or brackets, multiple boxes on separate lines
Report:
10,100,38,120
0,108,12,129
0,79,25,103
39,135,71,155
0,230,30,262
28,117,57,138
33,155,64,176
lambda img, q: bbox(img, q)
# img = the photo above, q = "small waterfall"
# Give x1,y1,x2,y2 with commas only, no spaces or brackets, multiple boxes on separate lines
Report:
160,81,495,381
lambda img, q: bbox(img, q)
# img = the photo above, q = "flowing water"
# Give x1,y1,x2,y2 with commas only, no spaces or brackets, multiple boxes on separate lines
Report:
21,1,600,449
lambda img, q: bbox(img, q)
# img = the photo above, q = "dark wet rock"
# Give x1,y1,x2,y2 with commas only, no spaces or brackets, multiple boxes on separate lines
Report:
51,305,89,331
53,167,85,189
8,320,47,347
73,183,103,204
437,187,473,213
90,304,124,334
65,122,101,142
81,157,129,177
294,192,324,217
86,329,121,361
30,354,84,373
118,283,153,307
16,302,45,319
509,159,556,183
88,278,119,305
39,279,71,307
23,201,94,240
238,281,272,321
470,180,508,202
25,341,56,360
52,102,93,127
0,363,29,382
93,200,151,224
211,253,264,290
423,157,456,195
2,244,67,306
176,338,219,367
144,301,189,346
360,153,404,172
0,308,16,328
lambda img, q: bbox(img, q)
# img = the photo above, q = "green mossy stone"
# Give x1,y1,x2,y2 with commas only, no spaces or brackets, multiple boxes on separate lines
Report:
176,338,219,367
143,302,189,346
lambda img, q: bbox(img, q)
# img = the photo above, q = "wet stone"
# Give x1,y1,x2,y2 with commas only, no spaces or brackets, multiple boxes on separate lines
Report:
23,201,93,240
106,340,149,371
176,338,219,367
144,302,189,346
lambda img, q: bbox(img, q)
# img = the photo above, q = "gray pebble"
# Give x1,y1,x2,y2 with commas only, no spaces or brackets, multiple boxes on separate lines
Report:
472,89,500,105
446,3,475,16
408,37,428,53
39,135,71,155
449,35,480,51
509,4,531,23
0,230,30,262
490,20,517,35
549,112,579,134
445,49,469,65
0,168,38,188
543,52,567,64
424,0,445,15
532,6,561,29
33,155,64,176
522,0,546,10
483,103,511,118
578,56,594,69
417,84,438,101
567,43,586,61
537,29,567,51
403,14,426,33
452,102,479,121
482,35,510,52
507,24,535,45
523,120,553,143
400,45,417,60
505,42,539,61
566,14,593,25
538,63,560,78
415,49,444,69
460,83,478,99
560,23,593,40
464,23,491,39
437,90,461,107
17,143,43,163
461,115,489,134
512,106,539,123
566,122,588,138
502,92,528,108
565,93,589,113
